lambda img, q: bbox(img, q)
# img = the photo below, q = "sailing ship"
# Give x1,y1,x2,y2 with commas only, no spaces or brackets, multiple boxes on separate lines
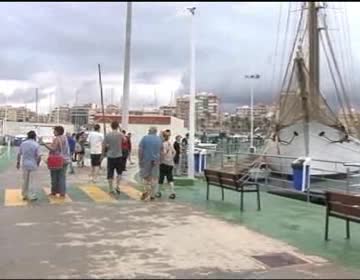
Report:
264,2,360,176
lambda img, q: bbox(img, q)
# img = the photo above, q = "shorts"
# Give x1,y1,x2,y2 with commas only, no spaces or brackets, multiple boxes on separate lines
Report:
107,157,123,179
140,160,159,180
91,154,102,167
159,164,174,184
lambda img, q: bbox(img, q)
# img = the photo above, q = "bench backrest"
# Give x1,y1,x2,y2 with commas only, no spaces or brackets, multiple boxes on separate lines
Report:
204,169,249,189
219,172,238,189
325,191,360,218
204,169,222,185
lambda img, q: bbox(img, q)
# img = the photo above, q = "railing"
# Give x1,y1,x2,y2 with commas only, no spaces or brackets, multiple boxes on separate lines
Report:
199,146,360,202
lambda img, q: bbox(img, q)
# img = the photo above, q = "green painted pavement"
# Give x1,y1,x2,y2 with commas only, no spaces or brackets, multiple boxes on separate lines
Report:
0,148,16,173
132,176,360,270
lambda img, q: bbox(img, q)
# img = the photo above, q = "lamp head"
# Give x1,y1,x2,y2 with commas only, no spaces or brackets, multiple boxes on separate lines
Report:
187,7,196,15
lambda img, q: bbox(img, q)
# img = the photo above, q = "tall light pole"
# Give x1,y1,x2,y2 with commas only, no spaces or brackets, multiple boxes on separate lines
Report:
35,88,39,123
4,94,8,136
121,2,132,131
187,6,196,178
244,74,260,153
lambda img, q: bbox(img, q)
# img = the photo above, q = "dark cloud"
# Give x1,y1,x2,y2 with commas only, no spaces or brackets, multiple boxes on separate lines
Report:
0,2,359,112
0,88,47,103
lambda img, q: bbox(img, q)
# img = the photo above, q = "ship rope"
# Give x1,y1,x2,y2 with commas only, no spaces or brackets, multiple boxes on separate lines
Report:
342,2,355,93
279,3,305,92
270,3,283,97
319,32,350,131
276,2,292,91
272,4,304,116
323,19,360,138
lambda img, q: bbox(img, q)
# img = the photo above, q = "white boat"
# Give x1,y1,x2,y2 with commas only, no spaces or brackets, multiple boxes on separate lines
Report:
264,2,360,176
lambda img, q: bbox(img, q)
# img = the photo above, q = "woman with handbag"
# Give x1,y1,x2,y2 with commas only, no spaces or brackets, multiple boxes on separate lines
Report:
42,126,71,198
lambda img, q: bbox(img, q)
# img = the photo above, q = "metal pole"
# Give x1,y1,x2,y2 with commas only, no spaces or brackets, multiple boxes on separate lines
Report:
48,92,52,123
121,2,132,131
111,88,114,105
56,88,60,124
250,78,254,150
35,88,39,123
187,7,196,179
346,167,350,193
7,138,10,159
98,64,107,136
245,74,259,153
4,95,7,136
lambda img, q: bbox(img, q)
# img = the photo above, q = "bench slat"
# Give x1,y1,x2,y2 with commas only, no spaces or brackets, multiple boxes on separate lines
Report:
206,176,221,184
204,169,220,176
329,202,360,218
326,191,360,206
220,178,238,188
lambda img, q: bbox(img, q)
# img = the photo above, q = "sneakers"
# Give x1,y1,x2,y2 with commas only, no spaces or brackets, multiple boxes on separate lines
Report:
155,192,162,198
23,195,38,201
115,187,121,194
169,193,176,200
141,191,150,201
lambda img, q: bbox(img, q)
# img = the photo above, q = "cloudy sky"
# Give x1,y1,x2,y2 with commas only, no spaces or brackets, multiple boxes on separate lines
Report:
0,1,359,114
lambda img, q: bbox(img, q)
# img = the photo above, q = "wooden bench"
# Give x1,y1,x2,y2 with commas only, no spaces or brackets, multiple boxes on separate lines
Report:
204,169,261,211
324,191,360,241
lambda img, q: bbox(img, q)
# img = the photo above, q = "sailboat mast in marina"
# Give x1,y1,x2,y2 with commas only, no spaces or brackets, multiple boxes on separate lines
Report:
265,2,360,176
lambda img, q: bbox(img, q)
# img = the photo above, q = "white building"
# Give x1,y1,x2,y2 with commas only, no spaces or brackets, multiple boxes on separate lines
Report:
176,92,221,131
94,114,188,146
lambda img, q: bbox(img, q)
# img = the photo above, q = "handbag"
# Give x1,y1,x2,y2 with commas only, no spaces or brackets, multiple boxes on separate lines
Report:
47,153,64,170
47,137,66,170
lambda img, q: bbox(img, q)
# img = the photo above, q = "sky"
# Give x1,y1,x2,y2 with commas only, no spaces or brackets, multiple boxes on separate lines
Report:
0,1,360,114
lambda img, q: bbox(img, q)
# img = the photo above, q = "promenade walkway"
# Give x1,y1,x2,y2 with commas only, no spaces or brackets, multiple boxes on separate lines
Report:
0,150,359,278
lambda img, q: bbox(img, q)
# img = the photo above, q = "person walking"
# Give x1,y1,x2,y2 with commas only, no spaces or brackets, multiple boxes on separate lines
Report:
127,132,134,165
158,131,176,199
66,132,76,174
180,133,189,175
87,124,104,183
173,135,181,176
76,132,86,168
16,130,41,201
138,126,162,201
103,121,124,195
43,126,71,198
121,130,130,172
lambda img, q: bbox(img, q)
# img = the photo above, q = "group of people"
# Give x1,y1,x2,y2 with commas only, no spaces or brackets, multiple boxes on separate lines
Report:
16,126,71,200
16,121,187,202
138,128,189,200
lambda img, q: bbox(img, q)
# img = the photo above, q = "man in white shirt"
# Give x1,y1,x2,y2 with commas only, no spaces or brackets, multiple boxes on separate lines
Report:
87,124,104,182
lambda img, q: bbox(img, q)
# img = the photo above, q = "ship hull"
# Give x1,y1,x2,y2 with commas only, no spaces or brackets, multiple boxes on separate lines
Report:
264,121,360,176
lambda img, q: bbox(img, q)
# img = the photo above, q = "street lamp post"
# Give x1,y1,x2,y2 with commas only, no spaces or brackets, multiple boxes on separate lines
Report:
122,2,132,131
244,74,260,153
187,6,196,179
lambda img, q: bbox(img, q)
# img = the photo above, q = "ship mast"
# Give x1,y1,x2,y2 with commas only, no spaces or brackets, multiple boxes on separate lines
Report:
299,1,321,157
308,1,320,109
